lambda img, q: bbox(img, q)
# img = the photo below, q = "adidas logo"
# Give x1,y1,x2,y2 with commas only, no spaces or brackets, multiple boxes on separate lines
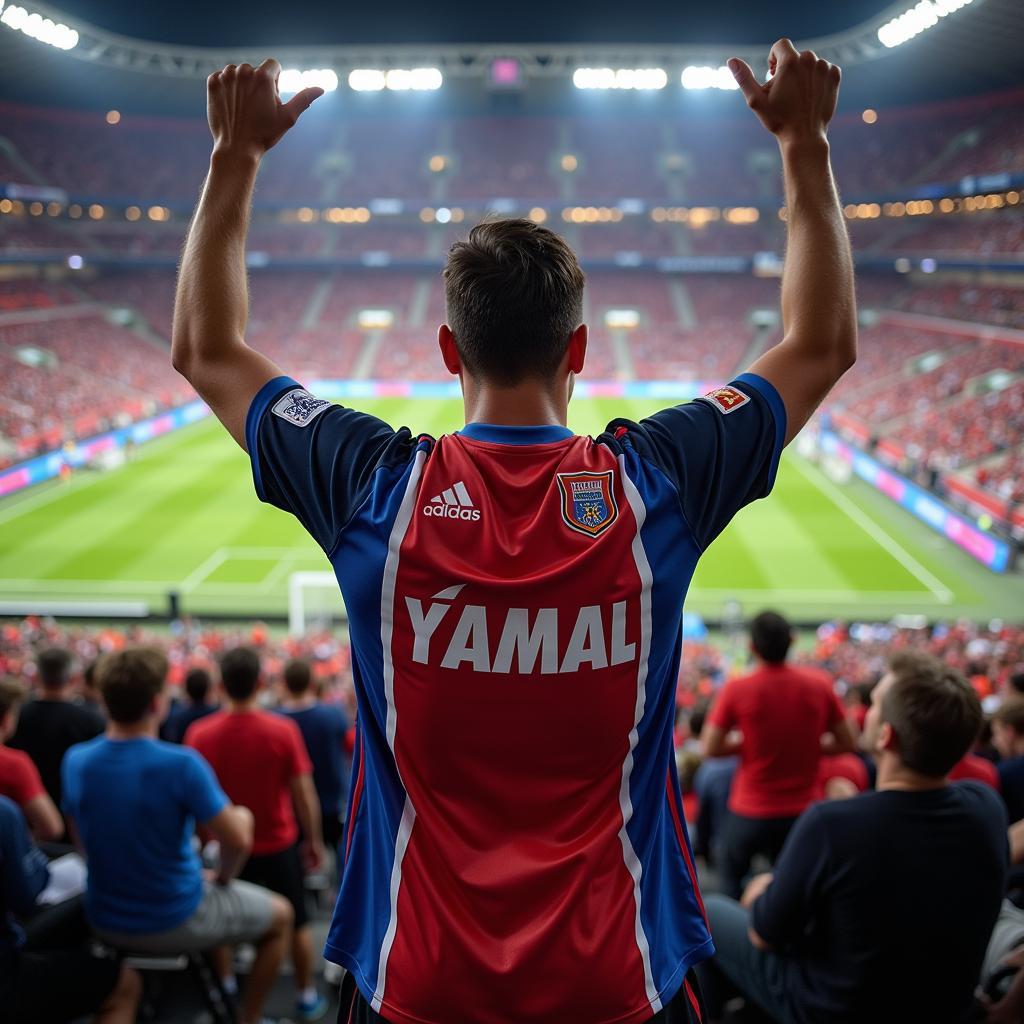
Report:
423,480,482,522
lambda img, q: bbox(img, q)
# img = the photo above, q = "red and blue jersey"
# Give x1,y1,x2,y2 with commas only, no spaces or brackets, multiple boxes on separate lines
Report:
247,374,786,1024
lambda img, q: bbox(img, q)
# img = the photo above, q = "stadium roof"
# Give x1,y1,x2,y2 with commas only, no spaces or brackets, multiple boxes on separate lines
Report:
0,0,1021,115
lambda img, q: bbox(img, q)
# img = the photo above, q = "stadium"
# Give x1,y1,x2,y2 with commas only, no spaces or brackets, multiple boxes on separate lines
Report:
0,0,1023,1022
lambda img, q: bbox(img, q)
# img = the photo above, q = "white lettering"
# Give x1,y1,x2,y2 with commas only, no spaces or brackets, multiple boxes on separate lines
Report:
492,608,559,674
441,604,491,671
422,505,482,521
610,601,636,666
560,605,608,673
405,597,452,665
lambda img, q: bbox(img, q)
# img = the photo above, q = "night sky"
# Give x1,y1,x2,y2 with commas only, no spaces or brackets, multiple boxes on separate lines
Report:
53,0,894,47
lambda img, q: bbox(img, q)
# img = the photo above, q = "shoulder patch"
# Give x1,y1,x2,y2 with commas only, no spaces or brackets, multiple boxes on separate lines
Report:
698,385,750,415
557,470,618,538
271,388,330,427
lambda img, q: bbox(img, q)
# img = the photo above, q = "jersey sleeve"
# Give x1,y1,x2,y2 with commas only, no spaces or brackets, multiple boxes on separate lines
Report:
245,376,412,553
610,372,786,550
7,752,46,807
283,720,314,779
706,680,738,733
181,749,229,825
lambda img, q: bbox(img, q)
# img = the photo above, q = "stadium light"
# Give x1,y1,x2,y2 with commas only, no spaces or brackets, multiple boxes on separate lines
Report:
681,66,739,90
349,67,442,91
0,3,78,49
572,67,667,90
278,68,338,95
877,0,975,48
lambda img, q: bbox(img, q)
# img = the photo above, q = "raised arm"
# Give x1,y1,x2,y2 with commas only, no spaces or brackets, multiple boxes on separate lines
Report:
171,58,323,450
730,39,856,445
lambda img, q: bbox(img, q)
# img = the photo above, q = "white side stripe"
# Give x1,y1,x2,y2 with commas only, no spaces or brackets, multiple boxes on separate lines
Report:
371,450,426,1013
616,455,662,1014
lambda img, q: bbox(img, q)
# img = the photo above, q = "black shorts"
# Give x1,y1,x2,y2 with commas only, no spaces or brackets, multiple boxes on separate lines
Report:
337,969,708,1024
239,842,309,929
1,945,121,1024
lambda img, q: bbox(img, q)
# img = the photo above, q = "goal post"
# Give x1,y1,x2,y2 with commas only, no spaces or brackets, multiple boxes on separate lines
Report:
288,571,347,635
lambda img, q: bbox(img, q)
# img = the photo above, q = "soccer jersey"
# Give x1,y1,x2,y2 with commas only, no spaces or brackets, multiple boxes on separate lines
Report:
247,373,786,1024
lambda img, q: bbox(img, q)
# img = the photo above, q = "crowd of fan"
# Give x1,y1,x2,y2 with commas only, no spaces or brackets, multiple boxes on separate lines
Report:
2,612,1024,1022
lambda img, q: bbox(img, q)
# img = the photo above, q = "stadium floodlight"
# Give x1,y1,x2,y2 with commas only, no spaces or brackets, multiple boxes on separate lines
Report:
0,3,78,49
278,68,338,95
877,0,975,48
681,65,740,90
572,67,667,90
349,67,442,91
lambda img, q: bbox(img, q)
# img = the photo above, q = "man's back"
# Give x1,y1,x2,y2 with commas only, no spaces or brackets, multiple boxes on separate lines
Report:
277,702,349,817
186,709,309,855
244,369,786,1023
10,699,104,807
162,700,218,745
752,782,1007,1023
62,736,226,933
709,665,843,817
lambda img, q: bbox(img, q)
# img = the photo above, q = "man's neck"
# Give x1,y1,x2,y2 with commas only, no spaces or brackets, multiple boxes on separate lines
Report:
107,720,155,741
462,377,568,427
876,758,947,793
281,694,317,710
226,698,260,714
39,688,70,702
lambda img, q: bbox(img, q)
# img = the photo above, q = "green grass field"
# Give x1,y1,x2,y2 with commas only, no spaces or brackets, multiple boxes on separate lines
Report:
0,397,1020,622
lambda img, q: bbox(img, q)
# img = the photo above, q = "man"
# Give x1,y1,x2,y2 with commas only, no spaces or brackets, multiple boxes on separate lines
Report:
277,658,351,859
10,647,104,815
0,678,62,841
0,794,141,1023
172,41,854,1024
63,647,292,1024
701,611,855,897
187,647,328,1022
698,657,1007,1023
161,666,219,744
993,699,1024,823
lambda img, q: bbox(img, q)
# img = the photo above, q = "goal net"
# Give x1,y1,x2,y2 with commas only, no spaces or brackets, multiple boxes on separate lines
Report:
287,571,347,636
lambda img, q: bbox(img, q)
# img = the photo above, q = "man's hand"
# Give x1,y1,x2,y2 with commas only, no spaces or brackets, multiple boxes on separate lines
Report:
207,57,323,162
301,837,327,873
741,871,774,908
728,38,840,147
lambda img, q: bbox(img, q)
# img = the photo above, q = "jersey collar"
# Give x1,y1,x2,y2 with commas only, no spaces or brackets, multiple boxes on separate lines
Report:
458,422,574,445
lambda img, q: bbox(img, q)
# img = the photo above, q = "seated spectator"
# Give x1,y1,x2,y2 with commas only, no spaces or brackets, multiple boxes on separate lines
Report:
10,648,104,820
78,660,106,717
814,753,869,801
62,648,292,1024
698,655,1007,1023
993,700,1024,824
0,679,62,841
161,667,219,744
277,658,351,859
187,647,328,1022
701,611,856,898
0,795,140,1024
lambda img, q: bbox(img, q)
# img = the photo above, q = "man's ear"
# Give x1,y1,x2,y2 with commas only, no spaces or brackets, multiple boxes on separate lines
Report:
567,323,587,375
877,721,896,754
439,324,462,376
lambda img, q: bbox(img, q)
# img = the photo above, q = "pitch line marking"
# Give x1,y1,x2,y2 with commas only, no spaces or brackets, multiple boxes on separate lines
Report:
180,548,230,593
791,457,954,604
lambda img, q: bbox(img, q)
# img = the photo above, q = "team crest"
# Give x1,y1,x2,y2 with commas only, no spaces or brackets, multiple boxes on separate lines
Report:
699,385,750,414
557,471,618,538
271,388,330,427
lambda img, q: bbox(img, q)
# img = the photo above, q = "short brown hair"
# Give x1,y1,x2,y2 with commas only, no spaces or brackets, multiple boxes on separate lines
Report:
0,678,26,720
284,659,313,696
881,660,982,778
97,648,167,724
444,218,585,386
994,699,1024,735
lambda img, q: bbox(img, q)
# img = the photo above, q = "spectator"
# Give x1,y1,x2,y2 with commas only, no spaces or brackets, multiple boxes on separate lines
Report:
699,656,1007,1023
0,678,62,841
277,658,351,860
993,700,1024,824
9,648,104,816
78,660,106,716
63,647,291,1024
161,667,219,744
187,647,328,1022
0,794,141,1023
1010,673,1024,698
701,611,856,897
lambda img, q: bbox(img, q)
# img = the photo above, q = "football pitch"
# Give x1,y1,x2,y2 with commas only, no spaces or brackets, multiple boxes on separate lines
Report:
0,397,1020,622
